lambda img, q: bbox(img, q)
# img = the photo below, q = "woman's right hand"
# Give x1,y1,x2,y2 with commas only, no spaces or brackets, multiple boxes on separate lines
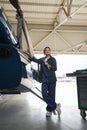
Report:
27,48,33,58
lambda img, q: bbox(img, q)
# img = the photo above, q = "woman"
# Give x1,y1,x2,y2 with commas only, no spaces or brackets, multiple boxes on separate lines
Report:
27,46,61,117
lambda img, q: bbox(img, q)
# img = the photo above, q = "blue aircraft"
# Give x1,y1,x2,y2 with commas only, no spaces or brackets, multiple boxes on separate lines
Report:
0,0,43,101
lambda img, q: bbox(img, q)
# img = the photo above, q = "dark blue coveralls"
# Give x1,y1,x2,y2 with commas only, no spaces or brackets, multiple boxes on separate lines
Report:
30,56,57,112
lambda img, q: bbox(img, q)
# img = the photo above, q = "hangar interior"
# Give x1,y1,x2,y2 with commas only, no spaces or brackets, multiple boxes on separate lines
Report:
0,0,87,130
0,0,87,54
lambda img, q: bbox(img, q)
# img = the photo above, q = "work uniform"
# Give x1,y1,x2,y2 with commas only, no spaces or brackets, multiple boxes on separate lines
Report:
30,56,57,112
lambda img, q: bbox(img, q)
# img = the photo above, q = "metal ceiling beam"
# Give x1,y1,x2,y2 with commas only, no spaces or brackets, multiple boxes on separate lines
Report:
34,31,54,49
4,9,57,14
33,1,87,51
54,0,87,30
77,43,87,52
8,15,87,25
0,1,64,7
57,0,67,14
55,31,76,52
60,0,72,17
1,1,87,8
30,28,87,32
58,41,87,54
54,0,67,25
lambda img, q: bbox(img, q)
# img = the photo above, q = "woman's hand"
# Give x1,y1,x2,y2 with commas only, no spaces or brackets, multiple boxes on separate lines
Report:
44,62,51,69
27,48,33,58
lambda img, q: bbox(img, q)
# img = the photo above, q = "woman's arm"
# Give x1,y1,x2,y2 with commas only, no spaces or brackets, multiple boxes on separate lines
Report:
27,48,42,64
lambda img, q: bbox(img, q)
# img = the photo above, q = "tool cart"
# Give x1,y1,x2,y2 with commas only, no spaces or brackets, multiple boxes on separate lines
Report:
66,69,87,119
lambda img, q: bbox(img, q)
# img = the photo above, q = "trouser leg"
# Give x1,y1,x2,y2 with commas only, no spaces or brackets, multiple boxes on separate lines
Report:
48,82,56,102
42,82,56,112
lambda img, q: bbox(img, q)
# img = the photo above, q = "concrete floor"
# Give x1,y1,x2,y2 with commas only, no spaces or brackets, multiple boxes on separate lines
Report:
0,81,87,130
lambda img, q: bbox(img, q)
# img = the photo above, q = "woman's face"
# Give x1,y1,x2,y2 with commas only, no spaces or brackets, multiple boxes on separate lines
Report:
44,48,51,56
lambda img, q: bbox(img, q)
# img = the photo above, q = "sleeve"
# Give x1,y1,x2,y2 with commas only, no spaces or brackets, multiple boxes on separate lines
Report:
29,57,42,64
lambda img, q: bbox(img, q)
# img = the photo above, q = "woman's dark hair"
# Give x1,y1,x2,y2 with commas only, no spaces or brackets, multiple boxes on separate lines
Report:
43,46,51,54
